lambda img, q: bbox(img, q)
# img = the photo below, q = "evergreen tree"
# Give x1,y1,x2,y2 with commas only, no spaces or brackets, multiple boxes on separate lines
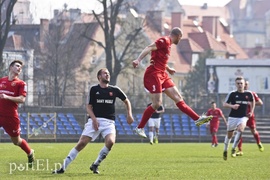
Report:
182,50,215,108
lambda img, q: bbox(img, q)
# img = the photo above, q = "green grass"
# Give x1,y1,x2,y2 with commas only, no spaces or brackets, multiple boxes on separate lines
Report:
0,142,269,179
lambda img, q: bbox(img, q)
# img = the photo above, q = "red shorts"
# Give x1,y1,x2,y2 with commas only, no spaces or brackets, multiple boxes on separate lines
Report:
246,117,256,129
0,116,21,137
143,67,175,93
210,122,219,133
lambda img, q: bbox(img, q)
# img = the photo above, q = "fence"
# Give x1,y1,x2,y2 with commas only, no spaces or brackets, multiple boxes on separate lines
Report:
1,111,269,143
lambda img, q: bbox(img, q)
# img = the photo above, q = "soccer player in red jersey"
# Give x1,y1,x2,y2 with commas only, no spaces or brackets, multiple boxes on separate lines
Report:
236,81,264,156
0,60,34,167
132,27,213,138
206,102,227,147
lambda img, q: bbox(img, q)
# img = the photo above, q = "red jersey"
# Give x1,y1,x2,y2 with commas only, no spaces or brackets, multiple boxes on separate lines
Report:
247,91,260,118
0,76,27,118
150,36,172,72
206,108,223,124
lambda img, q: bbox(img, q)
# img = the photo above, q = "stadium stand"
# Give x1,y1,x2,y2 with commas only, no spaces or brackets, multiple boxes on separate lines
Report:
1,112,269,143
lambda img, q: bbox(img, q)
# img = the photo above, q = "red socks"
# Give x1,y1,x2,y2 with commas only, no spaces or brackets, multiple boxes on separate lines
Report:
238,131,261,151
19,139,32,155
253,131,261,144
212,135,218,145
238,137,242,151
138,101,199,128
138,106,156,128
176,101,199,120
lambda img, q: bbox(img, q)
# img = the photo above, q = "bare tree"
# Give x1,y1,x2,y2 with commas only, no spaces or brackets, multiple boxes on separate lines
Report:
82,0,144,85
0,0,17,74
37,20,93,106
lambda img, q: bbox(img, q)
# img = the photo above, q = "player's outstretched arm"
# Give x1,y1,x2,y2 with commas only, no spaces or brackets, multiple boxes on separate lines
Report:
123,99,134,124
132,43,157,68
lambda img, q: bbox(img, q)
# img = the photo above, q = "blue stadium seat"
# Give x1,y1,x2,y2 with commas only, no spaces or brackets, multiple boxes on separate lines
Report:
56,121,63,126
29,121,37,126
115,124,123,131
34,117,42,122
67,113,75,118
118,114,125,118
48,121,54,126
21,121,27,126
174,130,182,135
36,121,43,126
48,125,54,130
60,130,68,135
76,129,83,134
42,117,49,121
73,125,82,130
130,123,137,129
68,130,77,135
182,127,190,135
118,131,126,135
21,129,27,135
136,114,142,119
59,117,68,122
66,126,74,130
162,114,170,118
31,113,39,118
58,126,65,130
63,121,71,126
71,121,79,126
159,131,166,135
200,125,207,131
49,113,56,117
173,122,181,127
20,113,28,117
122,124,131,131
19,116,25,121
126,129,134,135
58,113,66,117
163,118,171,123
199,130,207,136
165,131,173,135
68,117,76,122
182,122,189,128
40,113,48,118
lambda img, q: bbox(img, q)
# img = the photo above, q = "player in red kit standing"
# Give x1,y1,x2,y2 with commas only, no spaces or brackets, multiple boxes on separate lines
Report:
0,60,35,167
206,102,227,147
236,81,264,156
132,27,213,138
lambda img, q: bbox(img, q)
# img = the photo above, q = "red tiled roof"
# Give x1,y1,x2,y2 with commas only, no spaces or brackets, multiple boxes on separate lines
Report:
179,38,203,53
171,45,191,73
188,31,226,52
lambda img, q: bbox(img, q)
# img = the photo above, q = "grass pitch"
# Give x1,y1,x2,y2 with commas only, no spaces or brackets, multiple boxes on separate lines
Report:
0,142,269,179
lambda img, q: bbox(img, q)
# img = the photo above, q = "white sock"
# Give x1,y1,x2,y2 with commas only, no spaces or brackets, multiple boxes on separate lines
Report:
224,136,231,151
94,146,110,165
149,131,154,142
62,147,79,170
232,131,242,149
155,132,159,139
